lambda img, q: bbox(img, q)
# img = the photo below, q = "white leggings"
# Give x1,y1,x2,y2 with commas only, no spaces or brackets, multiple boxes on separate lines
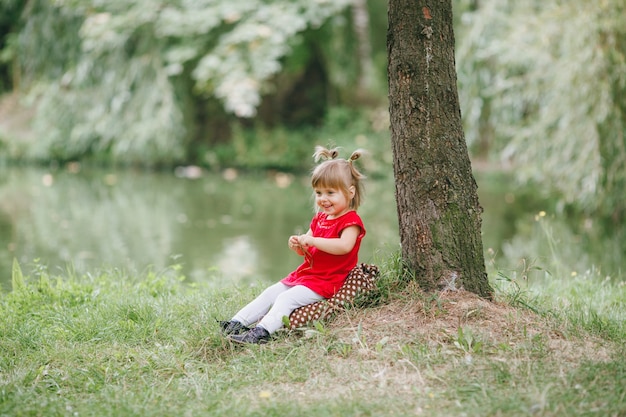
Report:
232,282,324,334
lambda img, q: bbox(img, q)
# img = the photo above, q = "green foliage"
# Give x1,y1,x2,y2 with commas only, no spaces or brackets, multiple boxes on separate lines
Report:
360,248,412,304
162,0,354,117
16,0,84,85
457,0,626,218
12,0,357,165
454,326,484,355
209,106,391,173
24,1,188,164
32,53,187,165
488,213,626,341
0,2,21,91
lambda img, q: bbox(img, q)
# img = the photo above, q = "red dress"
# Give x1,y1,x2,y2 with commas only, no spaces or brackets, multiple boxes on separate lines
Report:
281,210,366,298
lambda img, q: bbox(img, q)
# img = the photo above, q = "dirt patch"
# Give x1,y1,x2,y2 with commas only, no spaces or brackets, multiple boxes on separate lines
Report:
222,285,617,412
328,285,612,363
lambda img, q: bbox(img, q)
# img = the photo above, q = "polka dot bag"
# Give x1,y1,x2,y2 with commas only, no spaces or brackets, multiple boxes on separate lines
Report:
288,263,379,329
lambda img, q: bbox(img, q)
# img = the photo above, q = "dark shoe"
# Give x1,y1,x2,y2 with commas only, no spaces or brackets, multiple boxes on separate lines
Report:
219,320,249,336
228,326,270,344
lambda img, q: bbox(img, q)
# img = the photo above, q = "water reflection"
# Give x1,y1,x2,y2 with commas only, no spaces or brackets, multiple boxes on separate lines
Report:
1,167,623,291
0,166,399,290
475,171,625,284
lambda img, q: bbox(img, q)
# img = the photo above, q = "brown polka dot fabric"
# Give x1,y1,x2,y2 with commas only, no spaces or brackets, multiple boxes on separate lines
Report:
288,263,379,329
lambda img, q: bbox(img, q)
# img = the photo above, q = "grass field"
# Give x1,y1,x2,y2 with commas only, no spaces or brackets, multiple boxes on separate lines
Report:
1,255,624,417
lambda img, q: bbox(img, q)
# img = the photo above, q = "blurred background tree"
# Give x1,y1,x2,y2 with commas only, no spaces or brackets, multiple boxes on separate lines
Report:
455,0,626,221
1,0,385,166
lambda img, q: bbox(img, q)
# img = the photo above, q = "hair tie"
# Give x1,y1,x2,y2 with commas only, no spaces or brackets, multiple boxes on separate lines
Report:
313,146,341,162
347,150,363,164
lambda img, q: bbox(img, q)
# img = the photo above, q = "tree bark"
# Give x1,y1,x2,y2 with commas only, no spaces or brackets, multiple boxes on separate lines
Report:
387,0,492,298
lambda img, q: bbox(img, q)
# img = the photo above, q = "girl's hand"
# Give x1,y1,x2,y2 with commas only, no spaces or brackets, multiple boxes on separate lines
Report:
298,225,361,255
297,234,313,248
288,235,305,255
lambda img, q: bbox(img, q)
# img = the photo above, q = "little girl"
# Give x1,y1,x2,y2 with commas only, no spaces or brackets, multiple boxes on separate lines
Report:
221,146,367,344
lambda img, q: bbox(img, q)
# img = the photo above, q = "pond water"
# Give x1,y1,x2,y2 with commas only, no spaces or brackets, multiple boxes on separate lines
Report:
0,166,400,290
0,165,623,290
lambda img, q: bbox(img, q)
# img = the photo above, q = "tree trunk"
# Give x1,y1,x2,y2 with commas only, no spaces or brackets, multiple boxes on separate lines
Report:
387,0,492,298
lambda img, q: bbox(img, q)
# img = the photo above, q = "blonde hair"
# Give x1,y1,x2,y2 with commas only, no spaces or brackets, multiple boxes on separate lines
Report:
311,146,366,210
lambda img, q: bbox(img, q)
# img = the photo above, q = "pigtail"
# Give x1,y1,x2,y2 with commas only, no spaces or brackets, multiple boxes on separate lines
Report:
346,149,366,183
313,146,340,162
347,149,365,164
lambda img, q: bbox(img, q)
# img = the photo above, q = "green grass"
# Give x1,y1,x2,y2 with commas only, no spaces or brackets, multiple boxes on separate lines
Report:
1,256,625,417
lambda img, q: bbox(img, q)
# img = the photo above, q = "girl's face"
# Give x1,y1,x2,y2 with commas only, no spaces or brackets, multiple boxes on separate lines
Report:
314,185,355,219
